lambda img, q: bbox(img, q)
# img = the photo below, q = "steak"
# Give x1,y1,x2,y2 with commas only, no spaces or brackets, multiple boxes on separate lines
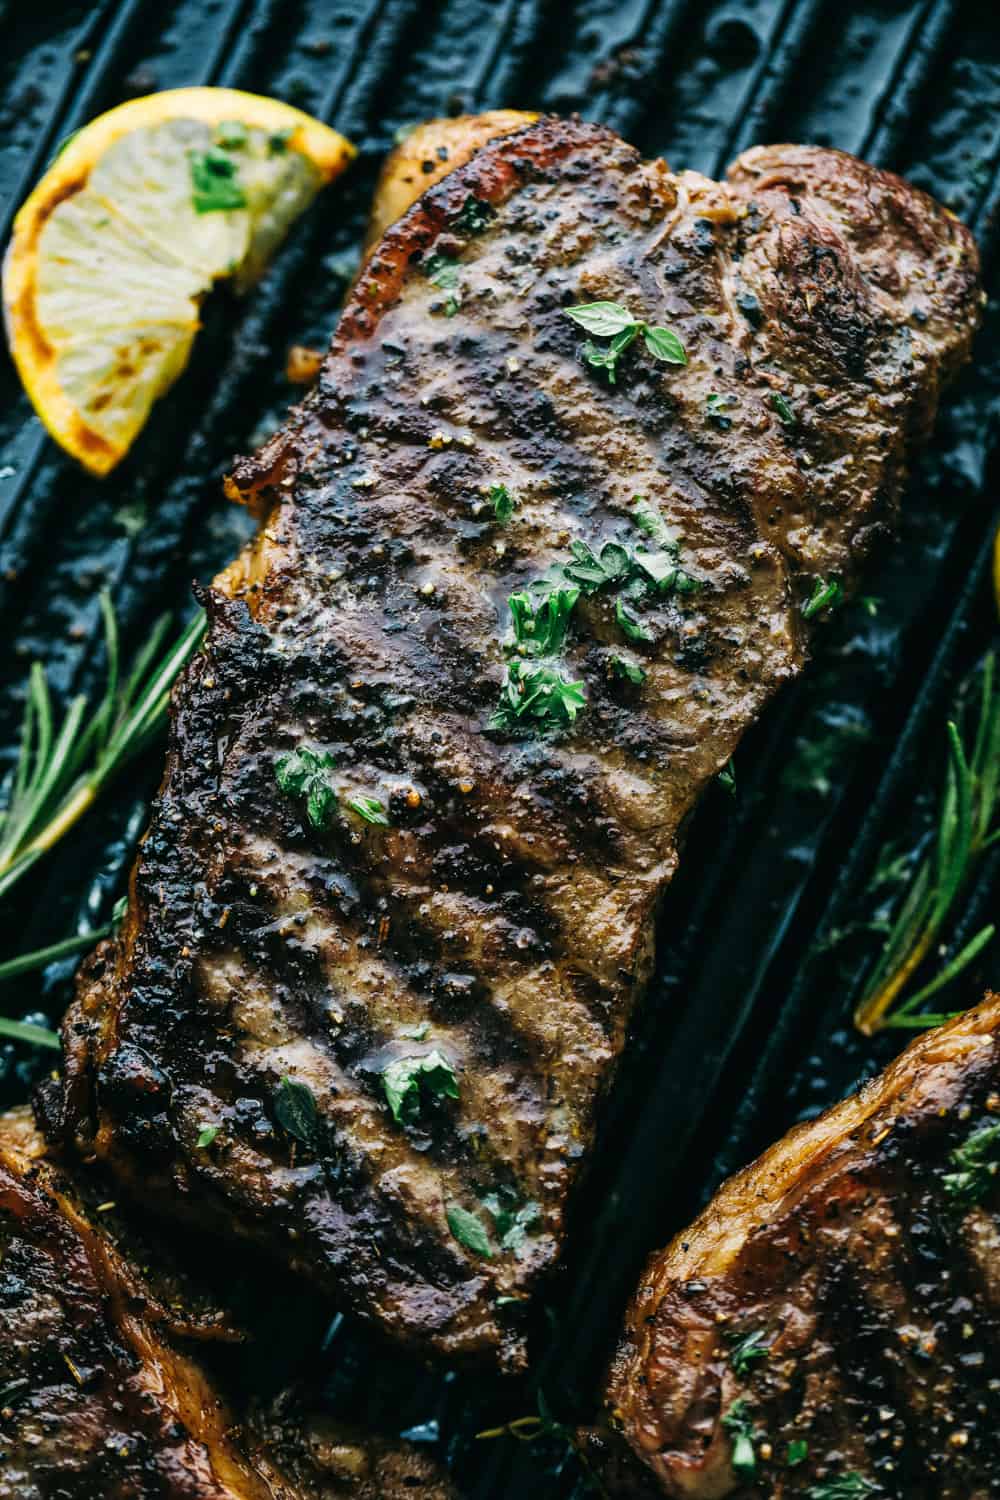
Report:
57,117,981,1370
0,1109,455,1500
589,996,1000,1498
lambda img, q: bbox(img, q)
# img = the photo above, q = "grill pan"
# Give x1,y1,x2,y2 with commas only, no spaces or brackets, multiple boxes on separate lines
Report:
2,2,1000,1494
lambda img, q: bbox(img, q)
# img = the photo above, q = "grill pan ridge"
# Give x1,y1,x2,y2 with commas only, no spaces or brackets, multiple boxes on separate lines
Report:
2,2,1000,1495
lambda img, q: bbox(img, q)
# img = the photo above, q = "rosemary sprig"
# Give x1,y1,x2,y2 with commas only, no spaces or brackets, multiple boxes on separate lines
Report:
854,653,1000,1034
0,594,205,903
0,895,128,1049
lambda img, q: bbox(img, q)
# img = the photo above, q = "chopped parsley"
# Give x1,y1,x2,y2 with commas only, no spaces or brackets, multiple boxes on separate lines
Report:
489,483,516,524
802,577,843,620
481,1187,541,1258
348,795,390,826
196,1126,219,1149
189,146,247,214
275,746,337,829
382,1050,459,1125
214,120,248,150
563,537,632,593
273,1075,320,1149
721,1400,757,1478
424,252,461,315
490,659,586,733
611,654,646,684
508,582,581,657
729,1327,769,1377
564,300,687,384
452,195,494,235
446,1204,492,1257
615,596,651,643
808,1478,878,1499
771,391,797,427
787,1439,809,1467
942,1119,1000,1209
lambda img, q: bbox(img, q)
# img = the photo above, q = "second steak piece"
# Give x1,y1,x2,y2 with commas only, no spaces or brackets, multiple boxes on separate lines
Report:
58,117,981,1370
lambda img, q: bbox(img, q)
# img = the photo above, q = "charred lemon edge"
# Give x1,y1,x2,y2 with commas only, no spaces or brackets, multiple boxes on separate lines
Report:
3,87,355,477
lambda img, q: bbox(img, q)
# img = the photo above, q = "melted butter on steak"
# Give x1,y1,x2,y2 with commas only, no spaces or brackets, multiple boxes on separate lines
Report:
58,117,981,1369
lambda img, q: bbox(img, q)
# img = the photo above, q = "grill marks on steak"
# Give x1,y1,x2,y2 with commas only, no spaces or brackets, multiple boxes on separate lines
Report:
58,117,981,1368
592,998,1000,1498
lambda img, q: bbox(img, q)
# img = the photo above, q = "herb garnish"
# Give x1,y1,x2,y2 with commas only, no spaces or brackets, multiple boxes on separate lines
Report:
718,759,736,795
0,1016,59,1051
275,747,337,830
942,1120,1000,1209
787,1439,809,1466
721,1399,757,1478
611,654,646,685
854,654,1000,1033
214,120,248,150
189,146,247,213
0,594,205,904
453,195,494,235
490,483,516,524
729,1328,769,1377
564,301,687,384
771,392,797,427
424,253,461,315
481,1187,541,1257
490,660,587,732
508,583,581,657
383,1050,459,1125
348,795,390,826
802,577,843,620
196,1126,219,1148
446,1204,492,1257
808,1477,878,1499
273,1075,320,1149
615,597,651,642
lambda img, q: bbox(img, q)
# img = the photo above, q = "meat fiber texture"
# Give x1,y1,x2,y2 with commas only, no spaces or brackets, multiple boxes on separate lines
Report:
591,996,1000,1497
57,116,981,1371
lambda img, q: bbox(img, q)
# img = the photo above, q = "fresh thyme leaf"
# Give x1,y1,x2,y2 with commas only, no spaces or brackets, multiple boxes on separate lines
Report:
490,483,516,524
424,252,461,315
564,301,637,336
611,654,646,684
721,1400,757,1478
446,1204,492,1257
490,660,586,733
802,577,843,619
453,195,495,235
275,747,337,829
508,583,580,657
273,1075,320,1148
787,1439,809,1467
0,598,204,904
729,1328,769,1377
0,1017,59,1050
771,391,797,427
807,1477,879,1499
643,325,687,364
348,795,390,826
615,597,652,643
196,1126,219,1148
942,1120,1000,1209
383,1050,459,1125
189,147,246,213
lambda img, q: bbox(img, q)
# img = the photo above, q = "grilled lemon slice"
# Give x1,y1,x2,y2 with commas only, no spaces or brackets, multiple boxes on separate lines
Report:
4,88,354,475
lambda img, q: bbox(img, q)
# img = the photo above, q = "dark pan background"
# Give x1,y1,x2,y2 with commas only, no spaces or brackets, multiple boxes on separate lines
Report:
2,0,1000,1493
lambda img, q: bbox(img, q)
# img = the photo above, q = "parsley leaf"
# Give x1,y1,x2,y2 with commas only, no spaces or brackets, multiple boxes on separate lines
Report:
196,1126,219,1149
424,253,461,315
611,654,646,684
771,391,797,427
787,1440,809,1467
189,147,246,214
490,483,516,524
729,1328,769,1377
508,583,580,657
802,577,843,620
453,195,495,235
615,596,652,642
348,795,390,826
942,1119,1000,1208
447,1204,492,1257
273,1076,320,1148
481,1190,541,1257
275,747,337,829
721,1400,757,1478
807,1477,879,1499
490,660,586,733
383,1050,459,1125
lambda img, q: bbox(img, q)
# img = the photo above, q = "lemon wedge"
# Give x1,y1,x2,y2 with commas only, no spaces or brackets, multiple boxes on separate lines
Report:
3,87,354,475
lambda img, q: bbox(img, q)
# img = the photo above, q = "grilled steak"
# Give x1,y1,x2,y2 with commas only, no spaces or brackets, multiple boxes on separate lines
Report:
590,996,1000,1498
0,1109,455,1499
57,117,981,1369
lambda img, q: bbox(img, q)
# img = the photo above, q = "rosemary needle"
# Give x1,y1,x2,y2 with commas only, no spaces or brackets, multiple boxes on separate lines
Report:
0,593,205,903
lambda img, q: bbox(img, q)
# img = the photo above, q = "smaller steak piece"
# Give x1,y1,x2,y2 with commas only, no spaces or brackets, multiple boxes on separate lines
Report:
0,1109,455,1500
592,997,1000,1498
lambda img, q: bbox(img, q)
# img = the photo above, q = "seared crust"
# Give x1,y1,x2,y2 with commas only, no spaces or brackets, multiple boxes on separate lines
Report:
59,117,981,1369
597,996,1000,1497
